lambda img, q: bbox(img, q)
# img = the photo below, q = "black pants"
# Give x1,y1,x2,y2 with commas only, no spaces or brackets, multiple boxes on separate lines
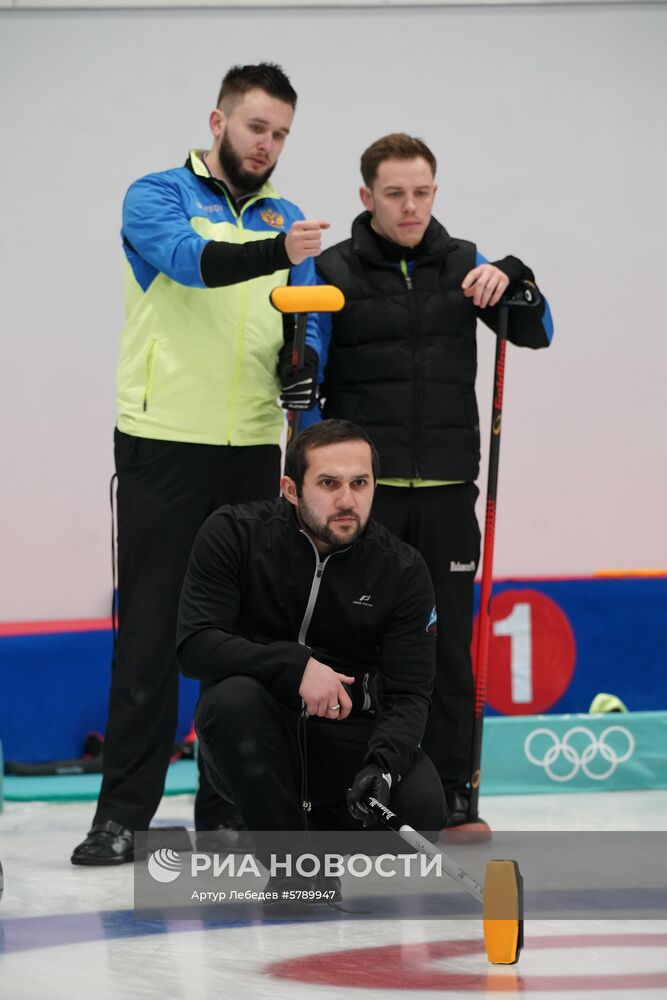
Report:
94,430,281,832
371,483,480,793
196,676,447,836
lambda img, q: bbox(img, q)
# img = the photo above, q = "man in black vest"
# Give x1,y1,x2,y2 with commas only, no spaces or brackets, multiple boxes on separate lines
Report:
309,134,553,830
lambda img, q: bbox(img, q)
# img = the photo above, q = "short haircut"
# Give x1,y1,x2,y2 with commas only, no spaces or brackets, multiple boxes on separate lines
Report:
360,133,437,187
217,63,297,112
285,420,380,494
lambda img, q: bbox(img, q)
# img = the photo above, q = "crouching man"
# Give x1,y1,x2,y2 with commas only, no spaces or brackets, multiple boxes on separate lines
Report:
177,419,447,904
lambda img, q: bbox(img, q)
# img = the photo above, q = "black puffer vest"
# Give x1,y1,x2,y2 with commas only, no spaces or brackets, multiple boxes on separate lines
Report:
317,213,482,481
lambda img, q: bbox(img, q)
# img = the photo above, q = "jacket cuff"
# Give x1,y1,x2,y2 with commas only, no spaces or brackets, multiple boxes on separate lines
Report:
269,645,312,708
491,255,535,286
363,749,399,784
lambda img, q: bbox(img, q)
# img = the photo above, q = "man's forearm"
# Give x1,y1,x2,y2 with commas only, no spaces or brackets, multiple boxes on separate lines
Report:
367,554,435,780
178,626,309,706
480,255,553,348
200,234,291,287
364,694,431,782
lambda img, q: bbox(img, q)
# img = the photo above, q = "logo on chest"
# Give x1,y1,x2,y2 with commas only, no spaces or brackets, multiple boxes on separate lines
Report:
194,201,224,214
261,208,285,228
353,593,374,608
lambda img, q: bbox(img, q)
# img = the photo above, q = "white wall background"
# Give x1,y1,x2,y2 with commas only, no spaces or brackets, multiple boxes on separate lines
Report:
1,3,666,622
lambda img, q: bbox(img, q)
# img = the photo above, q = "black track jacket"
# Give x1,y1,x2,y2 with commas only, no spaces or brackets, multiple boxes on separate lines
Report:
177,497,436,781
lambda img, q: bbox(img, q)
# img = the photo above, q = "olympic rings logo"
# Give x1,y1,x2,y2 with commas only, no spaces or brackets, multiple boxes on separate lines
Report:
524,725,635,782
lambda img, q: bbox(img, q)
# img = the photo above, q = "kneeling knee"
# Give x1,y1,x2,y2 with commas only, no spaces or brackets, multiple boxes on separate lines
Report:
197,676,274,731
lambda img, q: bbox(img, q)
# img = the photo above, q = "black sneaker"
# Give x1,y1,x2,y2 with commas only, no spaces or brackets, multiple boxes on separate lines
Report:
441,789,492,843
445,790,472,828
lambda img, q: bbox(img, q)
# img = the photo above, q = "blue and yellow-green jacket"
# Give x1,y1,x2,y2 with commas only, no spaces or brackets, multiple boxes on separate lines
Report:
117,150,319,446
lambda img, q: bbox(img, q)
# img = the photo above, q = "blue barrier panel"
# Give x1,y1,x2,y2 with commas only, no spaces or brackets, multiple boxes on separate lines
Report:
0,627,198,763
473,577,667,716
0,576,665,762
5,712,666,801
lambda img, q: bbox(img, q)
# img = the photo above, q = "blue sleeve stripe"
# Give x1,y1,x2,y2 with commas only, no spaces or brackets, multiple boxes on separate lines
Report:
313,270,333,381
298,405,323,430
541,296,554,343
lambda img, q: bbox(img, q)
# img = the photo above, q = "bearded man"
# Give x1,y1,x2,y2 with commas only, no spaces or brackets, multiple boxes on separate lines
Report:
72,63,326,865
177,419,446,907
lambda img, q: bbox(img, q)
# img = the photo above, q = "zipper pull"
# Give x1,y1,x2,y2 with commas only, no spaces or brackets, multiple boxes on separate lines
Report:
400,257,413,291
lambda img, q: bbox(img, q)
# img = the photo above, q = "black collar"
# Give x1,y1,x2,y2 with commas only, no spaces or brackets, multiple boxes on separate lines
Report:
351,211,457,265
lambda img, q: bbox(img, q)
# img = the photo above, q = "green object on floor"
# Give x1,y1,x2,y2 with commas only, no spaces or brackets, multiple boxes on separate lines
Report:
3,759,196,802
589,692,629,713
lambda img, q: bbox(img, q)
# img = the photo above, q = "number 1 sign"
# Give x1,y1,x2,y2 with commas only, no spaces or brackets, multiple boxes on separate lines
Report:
473,589,576,715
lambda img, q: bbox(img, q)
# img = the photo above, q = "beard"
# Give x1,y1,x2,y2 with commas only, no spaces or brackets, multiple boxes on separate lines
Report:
297,498,366,551
217,131,276,195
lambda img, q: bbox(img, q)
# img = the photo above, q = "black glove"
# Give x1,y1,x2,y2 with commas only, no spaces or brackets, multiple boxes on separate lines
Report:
278,342,319,411
347,764,392,827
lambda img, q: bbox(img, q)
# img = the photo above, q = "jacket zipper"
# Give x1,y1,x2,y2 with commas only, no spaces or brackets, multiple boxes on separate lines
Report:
298,533,374,714
362,672,373,712
217,186,248,443
297,533,348,645
211,183,267,443
143,339,157,412
401,258,422,478
400,257,413,292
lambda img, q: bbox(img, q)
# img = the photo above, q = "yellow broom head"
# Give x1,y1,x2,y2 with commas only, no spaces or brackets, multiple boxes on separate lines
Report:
270,285,345,314
482,860,524,965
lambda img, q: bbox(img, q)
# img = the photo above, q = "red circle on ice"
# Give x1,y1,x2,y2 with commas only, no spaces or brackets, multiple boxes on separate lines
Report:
473,589,576,714
266,934,667,991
